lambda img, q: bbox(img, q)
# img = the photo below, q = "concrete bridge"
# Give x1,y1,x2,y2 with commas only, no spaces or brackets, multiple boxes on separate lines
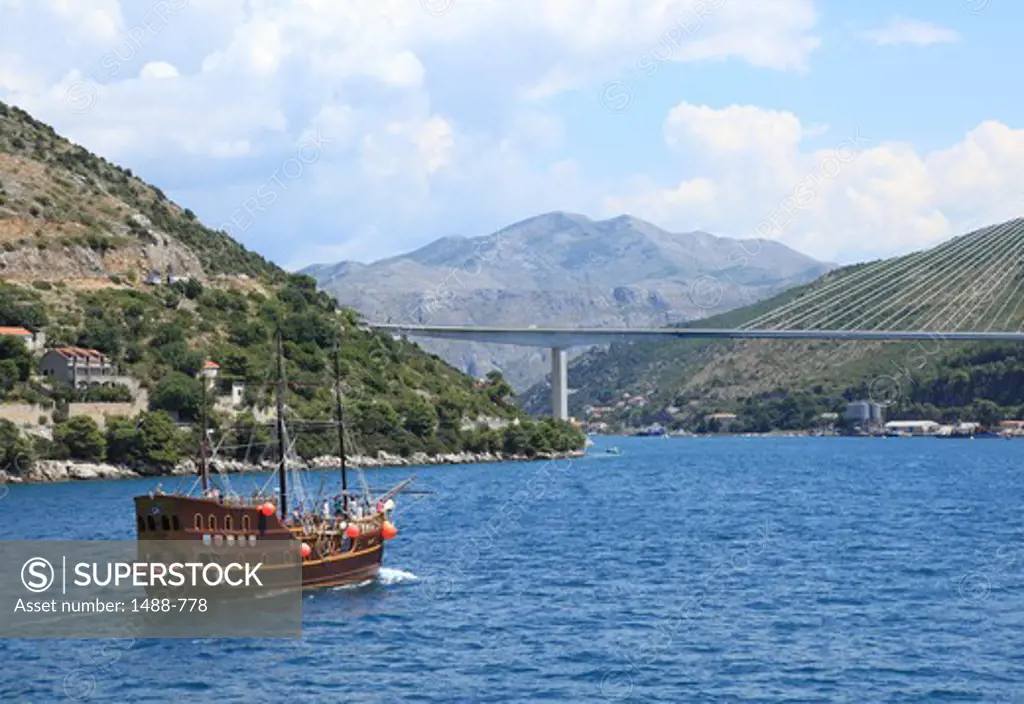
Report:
372,324,1024,420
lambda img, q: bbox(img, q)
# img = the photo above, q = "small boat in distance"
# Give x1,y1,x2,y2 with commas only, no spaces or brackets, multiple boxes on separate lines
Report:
605,446,621,455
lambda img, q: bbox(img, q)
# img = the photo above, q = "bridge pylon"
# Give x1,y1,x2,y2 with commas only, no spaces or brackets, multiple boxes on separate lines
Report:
551,347,568,421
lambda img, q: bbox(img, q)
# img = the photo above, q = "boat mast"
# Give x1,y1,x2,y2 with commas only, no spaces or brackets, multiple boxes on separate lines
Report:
199,379,209,492
333,342,348,514
275,330,288,518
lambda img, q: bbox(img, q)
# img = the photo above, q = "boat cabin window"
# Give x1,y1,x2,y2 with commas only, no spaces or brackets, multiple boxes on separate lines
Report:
172,516,181,531
146,516,156,532
137,516,145,532
194,514,202,530
161,516,170,531
208,515,217,531
224,515,233,531
242,515,251,531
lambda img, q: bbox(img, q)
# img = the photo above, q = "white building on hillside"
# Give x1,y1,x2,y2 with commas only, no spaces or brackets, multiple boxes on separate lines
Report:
0,326,45,352
884,420,940,436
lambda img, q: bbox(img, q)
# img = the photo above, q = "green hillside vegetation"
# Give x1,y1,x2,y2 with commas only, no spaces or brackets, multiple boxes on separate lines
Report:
0,101,584,472
524,220,1024,432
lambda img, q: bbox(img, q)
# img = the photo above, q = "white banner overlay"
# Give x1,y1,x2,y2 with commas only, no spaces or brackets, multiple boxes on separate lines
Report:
0,541,302,638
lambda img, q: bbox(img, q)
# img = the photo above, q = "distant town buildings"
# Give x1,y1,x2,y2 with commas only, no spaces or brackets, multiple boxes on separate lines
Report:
999,420,1024,435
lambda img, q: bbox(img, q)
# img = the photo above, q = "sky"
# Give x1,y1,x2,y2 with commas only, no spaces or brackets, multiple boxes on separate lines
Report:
1,0,1022,270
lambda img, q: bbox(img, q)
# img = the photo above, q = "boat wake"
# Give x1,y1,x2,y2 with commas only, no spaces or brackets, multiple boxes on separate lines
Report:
329,579,375,591
378,567,419,585
325,568,419,592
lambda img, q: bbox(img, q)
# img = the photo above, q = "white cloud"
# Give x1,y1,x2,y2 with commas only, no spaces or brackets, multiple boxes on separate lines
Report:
41,0,125,45
139,61,178,80
0,54,44,93
1,0,821,156
2,0,1016,274
604,103,1024,263
664,103,803,160
361,115,454,177
605,177,717,227
862,17,960,46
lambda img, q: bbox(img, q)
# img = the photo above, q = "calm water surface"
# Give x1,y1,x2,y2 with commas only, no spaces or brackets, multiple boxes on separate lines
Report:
1,437,1023,702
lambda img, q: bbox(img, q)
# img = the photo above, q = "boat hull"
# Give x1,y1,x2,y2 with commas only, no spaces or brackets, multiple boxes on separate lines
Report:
134,494,386,589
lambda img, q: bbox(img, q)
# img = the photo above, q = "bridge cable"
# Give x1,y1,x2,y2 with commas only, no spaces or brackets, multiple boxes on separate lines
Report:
735,233,956,330
740,244,939,330
798,221,1018,372
738,253,912,329
860,223,1012,335
914,220,1024,332
842,220,1018,331
781,222,995,330
855,219,1020,333
956,222,1024,332
795,221,1000,331
1002,278,1024,332
838,220,1013,330
928,229,1024,335
984,221,1024,331
741,222,993,330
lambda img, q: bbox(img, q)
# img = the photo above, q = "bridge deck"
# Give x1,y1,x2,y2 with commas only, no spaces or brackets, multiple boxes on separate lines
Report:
372,324,1024,348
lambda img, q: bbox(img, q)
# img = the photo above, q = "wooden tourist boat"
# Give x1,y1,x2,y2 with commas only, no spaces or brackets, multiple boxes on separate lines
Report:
134,335,414,590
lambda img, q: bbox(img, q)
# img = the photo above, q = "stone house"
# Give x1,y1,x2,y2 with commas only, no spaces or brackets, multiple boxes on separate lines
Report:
38,347,118,388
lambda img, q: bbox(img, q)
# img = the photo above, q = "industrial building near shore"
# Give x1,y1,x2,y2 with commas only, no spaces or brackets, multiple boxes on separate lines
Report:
843,400,1021,437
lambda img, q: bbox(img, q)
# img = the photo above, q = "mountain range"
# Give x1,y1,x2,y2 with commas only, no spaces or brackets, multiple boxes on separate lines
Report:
302,212,834,389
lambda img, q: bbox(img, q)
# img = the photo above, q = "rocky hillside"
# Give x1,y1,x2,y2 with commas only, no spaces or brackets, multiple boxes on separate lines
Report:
302,212,833,389
520,219,1024,430
0,106,277,286
0,100,584,472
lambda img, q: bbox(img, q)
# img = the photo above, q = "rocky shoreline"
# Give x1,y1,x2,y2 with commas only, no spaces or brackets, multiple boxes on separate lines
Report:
0,449,587,485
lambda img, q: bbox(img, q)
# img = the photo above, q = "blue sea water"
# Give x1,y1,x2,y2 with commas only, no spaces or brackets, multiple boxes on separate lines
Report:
1,436,1024,702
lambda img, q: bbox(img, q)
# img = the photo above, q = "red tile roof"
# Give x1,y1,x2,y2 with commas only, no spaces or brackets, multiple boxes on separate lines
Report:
203,361,220,369
0,326,32,336
51,346,108,360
